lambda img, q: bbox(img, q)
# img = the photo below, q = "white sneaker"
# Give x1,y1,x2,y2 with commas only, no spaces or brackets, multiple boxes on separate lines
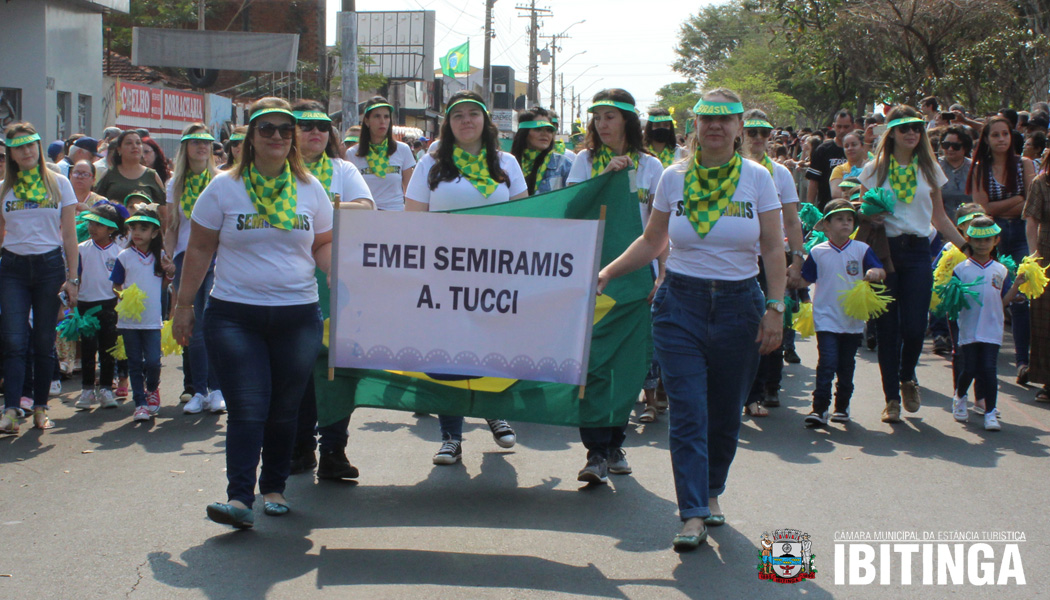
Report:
184,393,206,415
49,380,62,396
984,411,1001,431
952,395,968,422
206,390,226,414
98,388,118,409
75,389,96,410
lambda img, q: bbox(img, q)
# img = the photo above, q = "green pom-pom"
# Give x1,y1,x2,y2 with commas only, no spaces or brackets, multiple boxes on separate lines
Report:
798,203,823,231
804,231,827,253
998,255,1018,278
55,305,103,341
860,187,896,216
933,277,984,320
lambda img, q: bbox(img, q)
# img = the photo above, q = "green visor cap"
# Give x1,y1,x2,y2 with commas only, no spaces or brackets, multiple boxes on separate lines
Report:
445,98,488,115
344,136,359,144
744,119,774,129
123,191,153,206
967,223,1002,238
824,206,857,220
518,120,555,130
648,115,675,123
588,100,638,114
693,99,744,115
229,133,246,142
181,131,215,143
250,107,295,123
79,212,118,229
957,212,985,226
293,110,331,122
125,215,161,228
7,132,41,147
886,116,925,130
363,103,394,115
838,179,860,189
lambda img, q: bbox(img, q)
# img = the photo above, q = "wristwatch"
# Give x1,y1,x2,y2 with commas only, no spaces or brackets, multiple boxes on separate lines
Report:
789,250,805,260
766,299,786,313
67,277,80,286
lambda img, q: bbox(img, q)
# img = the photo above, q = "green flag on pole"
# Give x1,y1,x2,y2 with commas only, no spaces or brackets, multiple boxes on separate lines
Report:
439,41,470,78
314,170,653,428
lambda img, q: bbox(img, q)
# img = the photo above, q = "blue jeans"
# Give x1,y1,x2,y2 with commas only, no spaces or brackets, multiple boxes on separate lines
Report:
173,253,220,394
653,271,763,520
120,329,161,407
956,342,1000,411
0,248,65,410
205,298,322,508
995,218,1030,367
875,235,933,402
812,332,863,413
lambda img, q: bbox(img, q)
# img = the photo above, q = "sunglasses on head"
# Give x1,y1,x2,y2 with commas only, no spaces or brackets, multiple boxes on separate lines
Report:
941,141,963,151
256,122,296,139
894,123,924,134
297,121,332,133
746,129,771,138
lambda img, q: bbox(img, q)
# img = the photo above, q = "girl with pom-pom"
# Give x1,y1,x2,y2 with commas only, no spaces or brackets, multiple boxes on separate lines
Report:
800,199,885,426
950,216,1025,431
74,203,125,411
110,205,174,421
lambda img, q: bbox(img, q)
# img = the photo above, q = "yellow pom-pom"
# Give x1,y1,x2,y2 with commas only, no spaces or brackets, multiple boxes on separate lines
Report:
322,318,330,348
161,320,183,356
839,279,894,321
929,292,941,312
108,336,127,361
1018,255,1050,299
115,284,147,322
934,245,967,287
792,302,815,338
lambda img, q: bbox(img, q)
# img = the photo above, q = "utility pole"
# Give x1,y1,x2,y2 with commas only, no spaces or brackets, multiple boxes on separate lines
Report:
569,86,575,132
197,0,205,30
540,31,567,112
340,0,358,129
558,73,564,133
517,1,551,107
483,0,497,107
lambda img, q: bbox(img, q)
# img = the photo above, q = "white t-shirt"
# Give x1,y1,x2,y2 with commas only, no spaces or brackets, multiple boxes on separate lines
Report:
954,258,1009,346
566,149,665,226
770,160,800,206
653,157,782,280
858,160,948,237
110,246,164,329
326,157,374,207
1,173,77,255
405,151,527,211
191,170,334,305
78,239,121,302
800,239,883,334
345,142,416,211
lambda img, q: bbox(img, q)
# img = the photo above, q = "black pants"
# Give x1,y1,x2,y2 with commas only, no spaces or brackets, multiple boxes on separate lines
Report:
78,298,119,389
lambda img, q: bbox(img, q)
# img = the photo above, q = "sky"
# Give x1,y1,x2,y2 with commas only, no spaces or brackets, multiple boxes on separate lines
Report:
326,0,717,113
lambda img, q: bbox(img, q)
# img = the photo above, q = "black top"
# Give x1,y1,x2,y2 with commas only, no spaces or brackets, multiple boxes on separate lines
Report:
805,140,847,210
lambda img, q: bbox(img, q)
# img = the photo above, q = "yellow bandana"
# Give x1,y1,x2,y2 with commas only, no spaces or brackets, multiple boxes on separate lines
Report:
889,155,918,204
13,167,53,207
452,146,499,197
244,163,299,230
305,154,333,192
652,145,676,168
759,155,776,177
180,169,211,220
682,151,742,239
366,139,390,179
590,145,639,178
521,148,551,185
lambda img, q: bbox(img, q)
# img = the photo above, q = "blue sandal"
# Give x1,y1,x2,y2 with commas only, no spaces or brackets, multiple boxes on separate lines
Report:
206,502,254,529
264,501,290,516
673,526,709,553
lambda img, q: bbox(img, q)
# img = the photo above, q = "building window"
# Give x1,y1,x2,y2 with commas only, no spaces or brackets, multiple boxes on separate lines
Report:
78,95,92,135
57,91,72,139
0,88,21,129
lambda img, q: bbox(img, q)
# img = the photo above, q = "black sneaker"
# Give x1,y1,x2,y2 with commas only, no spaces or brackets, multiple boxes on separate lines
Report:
433,439,462,465
783,349,801,364
804,410,829,427
486,418,516,448
607,448,632,475
577,455,608,484
289,448,317,475
762,390,781,407
317,449,360,480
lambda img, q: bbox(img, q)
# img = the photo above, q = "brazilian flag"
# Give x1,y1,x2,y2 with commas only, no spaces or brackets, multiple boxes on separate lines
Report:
314,170,653,428
439,41,470,78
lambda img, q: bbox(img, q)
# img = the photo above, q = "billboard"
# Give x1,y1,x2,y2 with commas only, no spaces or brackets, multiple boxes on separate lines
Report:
355,11,436,82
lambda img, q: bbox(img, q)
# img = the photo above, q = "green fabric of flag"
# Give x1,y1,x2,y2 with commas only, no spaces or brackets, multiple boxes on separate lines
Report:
440,41,470,78
313,170,652,428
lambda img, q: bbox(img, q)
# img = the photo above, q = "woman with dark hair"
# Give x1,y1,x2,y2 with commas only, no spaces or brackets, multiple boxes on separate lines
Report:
173,97,336,529
938,126,974,225
0,122,81,434
565,88,664,482
405,90,527,465
140,137,170,184
96,130,166,226
967,115,1036,385
510,106,573,195
1024,151,1050,402
858,105,966,422
346,96,416,211
644,108,683,168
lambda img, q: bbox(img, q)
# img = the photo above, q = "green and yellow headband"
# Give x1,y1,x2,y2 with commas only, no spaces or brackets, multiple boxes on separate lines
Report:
588,100,638,114
838,179,860,189
886,116,925,130
229,133,246,142
344,135,359,144
181,131,215,143
125,215,161,228
250,107,295,123
123,191,153,206
7,132,41,148
79,212,118,229
967,223,1001,238
293,110,331,122
957,212,985,225
363,103,394,115
693,99,744,116
824,206,857,220
744,119,774,129
518,120,555,130
446,98,488,115
648,115,675,123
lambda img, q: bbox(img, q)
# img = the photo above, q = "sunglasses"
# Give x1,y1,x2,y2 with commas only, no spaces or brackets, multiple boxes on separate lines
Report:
256,122,296,139
746,129,771,138
894,123,924,134
297,121,332,133
941,141,963,151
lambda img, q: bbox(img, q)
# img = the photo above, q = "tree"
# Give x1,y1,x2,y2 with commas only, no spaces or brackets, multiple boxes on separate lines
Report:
104,0,204,57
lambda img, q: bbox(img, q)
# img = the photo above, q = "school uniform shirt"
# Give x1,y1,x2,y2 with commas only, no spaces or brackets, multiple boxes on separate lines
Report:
78,239,121,302
406,151,527,211
858,160,948,238
953,258,1009,346
346,142,416,211
191,170,333,306
566,149,665,225
1,173,77,255
800,239,883,334
110,247,164,329
652,157,782,281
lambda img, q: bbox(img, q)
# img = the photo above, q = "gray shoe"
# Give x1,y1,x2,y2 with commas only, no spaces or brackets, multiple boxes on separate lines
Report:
577,456,608,484
607,448,632,474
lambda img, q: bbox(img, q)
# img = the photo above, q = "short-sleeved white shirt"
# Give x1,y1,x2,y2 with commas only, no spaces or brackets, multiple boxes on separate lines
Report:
954,258,1009,346
191,170,334,305
326,157,373,207
110,247,164,330
859,160,948,237
405,151,527,211
345,142,416,211
1,173,77,255
78,239,121,302
800,239,882,334
771,160,800,205
566,149,665,226
653,158,781,280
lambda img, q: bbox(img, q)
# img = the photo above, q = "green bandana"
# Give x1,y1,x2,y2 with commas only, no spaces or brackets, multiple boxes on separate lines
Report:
517,120,554,130
682,151,742,239
305,153,333,191
967,223,1002,238
13,167,52,207
452,146,498,197
693,99,744,116
8,133,41,147
365,139,390,179
521,148,551,184
759,154,776,177
553,140,566,154
244,162,299,230
229,133,246,142
888,155,918,204
744,119,774,129
648,115,675,123
181,169,212,220
364,103,394,116
590,146,639,178
588,100,638,114
652,145,676,168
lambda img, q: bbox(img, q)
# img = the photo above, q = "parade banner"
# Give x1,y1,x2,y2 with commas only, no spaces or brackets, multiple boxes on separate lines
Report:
314,170,652,428
328,211,604,385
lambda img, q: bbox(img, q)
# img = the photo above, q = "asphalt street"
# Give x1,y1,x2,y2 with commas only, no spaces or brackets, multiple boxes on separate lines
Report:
1,332,1047,599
